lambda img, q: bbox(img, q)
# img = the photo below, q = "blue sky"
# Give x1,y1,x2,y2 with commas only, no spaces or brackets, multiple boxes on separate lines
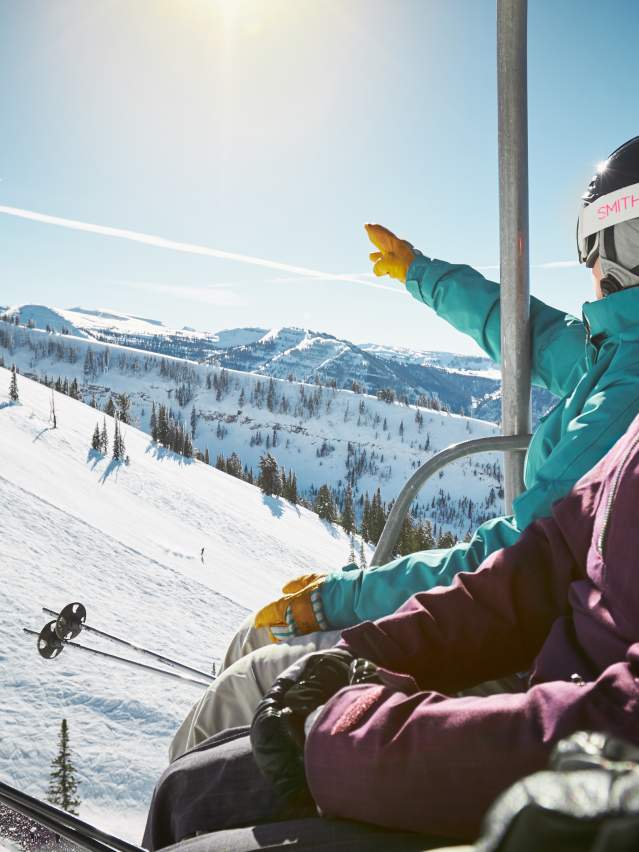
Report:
1,0,638,354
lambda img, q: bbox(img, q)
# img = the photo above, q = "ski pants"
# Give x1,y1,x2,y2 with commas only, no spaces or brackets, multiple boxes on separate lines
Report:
145,726,465,851
169,616,341,762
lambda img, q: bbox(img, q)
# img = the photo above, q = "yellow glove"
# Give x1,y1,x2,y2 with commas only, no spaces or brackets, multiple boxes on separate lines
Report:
254,573,327,642
365,223,416,283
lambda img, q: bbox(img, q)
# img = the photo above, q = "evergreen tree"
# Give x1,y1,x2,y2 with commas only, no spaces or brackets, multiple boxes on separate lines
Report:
116,393,131,425
91,422,101,452
358,539,367,570
360,493,371,542
258,452,281,496
9,364,19,402
348,536,356,565
285,470,298,504
369,488,387,544
190,405,197,439
183,432,193,458
105,397,116,417
341,485,355,535
49,390,57,429
266,379,275,412
150,402,158,442
112,416,124,461
157,405,169,446
314,484,338,522
69,378,80,400
204,447,210,465
100,418,108,454
47,719,80,815
437,530,457,549
226,452,243,479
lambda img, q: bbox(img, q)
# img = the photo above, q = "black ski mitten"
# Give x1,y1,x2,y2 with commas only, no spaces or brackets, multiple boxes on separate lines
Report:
250,648,379,804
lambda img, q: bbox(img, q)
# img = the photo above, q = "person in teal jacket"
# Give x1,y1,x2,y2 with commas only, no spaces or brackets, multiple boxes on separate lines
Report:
169,136,639,758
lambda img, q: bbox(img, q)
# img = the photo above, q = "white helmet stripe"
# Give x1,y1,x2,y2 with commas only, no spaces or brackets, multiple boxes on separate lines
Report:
579,181,639,241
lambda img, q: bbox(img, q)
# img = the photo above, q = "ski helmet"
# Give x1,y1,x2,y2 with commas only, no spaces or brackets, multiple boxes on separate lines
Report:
577,136,639,293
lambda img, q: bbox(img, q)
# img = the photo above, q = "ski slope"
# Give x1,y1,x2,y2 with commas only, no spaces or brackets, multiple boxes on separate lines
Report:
1,318,505,540
0,368,361,843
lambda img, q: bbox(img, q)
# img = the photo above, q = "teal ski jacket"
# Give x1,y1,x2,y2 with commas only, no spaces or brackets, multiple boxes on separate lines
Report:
320,255,639,628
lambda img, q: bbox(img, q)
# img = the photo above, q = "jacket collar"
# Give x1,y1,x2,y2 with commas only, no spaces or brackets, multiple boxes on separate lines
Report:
582,287,639,340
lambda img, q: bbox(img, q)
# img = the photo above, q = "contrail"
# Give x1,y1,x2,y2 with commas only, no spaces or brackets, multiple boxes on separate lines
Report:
0,204,403,294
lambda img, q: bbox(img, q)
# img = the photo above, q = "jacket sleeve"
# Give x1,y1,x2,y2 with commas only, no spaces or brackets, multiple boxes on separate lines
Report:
406,255,587,398
337,513,581,692
304,652,639,841
320,514,522,629
513,378,639,529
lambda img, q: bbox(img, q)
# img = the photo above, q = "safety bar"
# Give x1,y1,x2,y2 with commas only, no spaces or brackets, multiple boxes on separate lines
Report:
370,434,531,567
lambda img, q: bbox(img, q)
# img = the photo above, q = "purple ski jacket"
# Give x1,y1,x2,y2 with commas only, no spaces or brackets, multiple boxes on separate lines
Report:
304,415,639,841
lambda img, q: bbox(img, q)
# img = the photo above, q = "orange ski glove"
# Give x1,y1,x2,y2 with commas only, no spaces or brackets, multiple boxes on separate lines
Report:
254,572,328,643
365,223,417,283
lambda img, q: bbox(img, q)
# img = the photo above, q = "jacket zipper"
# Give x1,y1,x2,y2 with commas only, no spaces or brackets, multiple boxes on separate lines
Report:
597,433,639,556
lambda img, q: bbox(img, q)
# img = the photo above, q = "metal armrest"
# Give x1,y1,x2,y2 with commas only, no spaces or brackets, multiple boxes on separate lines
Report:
371,434,531,567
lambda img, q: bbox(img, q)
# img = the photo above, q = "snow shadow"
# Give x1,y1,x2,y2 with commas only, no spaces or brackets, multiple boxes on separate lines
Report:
32,426,55,442
144,443,195,467
320,518,341,539
86,448,106,471
0,400,18,411
262,494,285,519
98,458,123,483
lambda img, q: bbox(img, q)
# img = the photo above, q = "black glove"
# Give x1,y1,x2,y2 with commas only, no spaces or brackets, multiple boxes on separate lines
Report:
250,648,380,804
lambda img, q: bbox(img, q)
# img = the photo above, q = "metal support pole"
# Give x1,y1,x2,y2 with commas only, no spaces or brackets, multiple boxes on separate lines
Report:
497,0,531,512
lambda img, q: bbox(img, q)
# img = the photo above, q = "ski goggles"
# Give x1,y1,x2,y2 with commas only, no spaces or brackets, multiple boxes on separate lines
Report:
577,181,639,266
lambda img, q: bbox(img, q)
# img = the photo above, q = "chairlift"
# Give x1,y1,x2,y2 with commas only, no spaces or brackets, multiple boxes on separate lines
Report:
7,2,533,849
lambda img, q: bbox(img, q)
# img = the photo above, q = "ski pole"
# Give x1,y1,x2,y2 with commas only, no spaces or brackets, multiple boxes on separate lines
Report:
44,603,214,682
25,624,211,689
0,779,143,852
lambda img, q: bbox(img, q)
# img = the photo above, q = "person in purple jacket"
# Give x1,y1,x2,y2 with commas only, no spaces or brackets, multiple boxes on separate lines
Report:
143,411,639,850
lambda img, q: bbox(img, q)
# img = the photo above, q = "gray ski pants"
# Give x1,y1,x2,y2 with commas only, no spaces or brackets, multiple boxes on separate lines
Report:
169,615,341,762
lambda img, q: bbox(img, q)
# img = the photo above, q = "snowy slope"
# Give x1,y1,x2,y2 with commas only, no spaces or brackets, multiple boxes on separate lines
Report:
0,368,362,843
0,320,505,538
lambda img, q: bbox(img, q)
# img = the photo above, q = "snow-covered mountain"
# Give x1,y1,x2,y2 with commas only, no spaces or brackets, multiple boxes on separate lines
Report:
0,319,505,538
0,367,364,842
3,304,557,421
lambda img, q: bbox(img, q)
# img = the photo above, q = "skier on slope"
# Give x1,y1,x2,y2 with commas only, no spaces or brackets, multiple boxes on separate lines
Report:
171,135,639,758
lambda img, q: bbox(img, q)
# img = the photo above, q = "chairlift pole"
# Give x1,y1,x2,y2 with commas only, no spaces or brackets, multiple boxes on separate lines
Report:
497,0,531,512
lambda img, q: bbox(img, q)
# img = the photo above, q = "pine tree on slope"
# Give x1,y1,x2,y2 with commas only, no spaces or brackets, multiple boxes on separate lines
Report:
341,485,355,535
47,719,80,815
9,364,18,402
91,422,101,452
112,416,125,461
100,418,109,454
258,452,281,496
314,484,338,523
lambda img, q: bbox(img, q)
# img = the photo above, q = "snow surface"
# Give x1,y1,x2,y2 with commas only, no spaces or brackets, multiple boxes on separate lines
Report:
0,368,362,843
